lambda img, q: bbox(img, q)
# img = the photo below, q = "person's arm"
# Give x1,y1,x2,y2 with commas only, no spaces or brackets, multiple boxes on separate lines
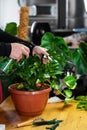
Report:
0,29,35,55
0,42,11,57
0,29,30,58
0,29,49,63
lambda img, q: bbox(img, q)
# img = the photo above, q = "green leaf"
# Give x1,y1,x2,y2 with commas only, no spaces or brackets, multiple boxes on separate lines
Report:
16,83,24,90
41,32,55,50
64,96,74,104
64,75,77,89
79,42,87,57
5,22,18,36
77,101,87,110
41,32,70,57
72,42,87,74
50,80,60,90
64,89,72,98
76,96,87,101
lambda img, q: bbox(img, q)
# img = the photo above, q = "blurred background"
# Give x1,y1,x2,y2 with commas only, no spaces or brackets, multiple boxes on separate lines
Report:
0,0,87,31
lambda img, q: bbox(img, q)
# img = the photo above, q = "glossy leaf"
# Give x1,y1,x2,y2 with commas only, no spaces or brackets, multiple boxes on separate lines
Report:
77,101,87,111
72,42,87,74
64,97,74,104
64,75,77,89
5,22,18,36
64,89,72,98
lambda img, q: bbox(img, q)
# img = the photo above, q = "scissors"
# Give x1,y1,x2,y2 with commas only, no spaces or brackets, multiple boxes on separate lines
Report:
33,118,63,130
17,118,63,130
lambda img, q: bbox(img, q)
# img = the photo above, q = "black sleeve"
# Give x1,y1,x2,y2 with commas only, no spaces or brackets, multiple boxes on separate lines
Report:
0,42,11,57
0,29,35,56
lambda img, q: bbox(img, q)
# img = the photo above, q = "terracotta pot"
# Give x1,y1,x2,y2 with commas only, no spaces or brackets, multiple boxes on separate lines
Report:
8,83,51,116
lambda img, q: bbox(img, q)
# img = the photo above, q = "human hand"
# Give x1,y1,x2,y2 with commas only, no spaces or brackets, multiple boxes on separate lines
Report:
9,43,30,61
32,46,49,64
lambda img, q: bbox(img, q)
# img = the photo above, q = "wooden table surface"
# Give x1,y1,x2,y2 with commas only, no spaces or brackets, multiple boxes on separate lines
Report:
0,96,87,130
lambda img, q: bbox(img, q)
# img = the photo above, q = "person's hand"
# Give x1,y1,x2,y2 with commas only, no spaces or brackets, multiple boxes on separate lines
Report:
32,46,49,64
9,43,30,61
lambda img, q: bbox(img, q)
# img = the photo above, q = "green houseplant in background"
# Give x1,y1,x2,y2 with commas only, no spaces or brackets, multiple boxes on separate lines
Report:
5,22,18,36
72,41,87,74
72,42,87,110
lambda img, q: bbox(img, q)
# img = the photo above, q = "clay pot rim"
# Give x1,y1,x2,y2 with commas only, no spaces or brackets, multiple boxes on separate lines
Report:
8,83,51,95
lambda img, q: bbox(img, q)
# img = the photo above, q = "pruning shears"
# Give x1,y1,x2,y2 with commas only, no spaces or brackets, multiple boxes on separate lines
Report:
41,55,52,61
17,118,63,130
33,118,63,130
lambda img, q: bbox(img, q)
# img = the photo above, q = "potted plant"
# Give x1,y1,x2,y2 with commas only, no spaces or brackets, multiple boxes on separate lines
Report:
5,31,76,116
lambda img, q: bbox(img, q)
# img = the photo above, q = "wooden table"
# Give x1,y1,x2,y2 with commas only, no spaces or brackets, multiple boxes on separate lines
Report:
0,96,87,130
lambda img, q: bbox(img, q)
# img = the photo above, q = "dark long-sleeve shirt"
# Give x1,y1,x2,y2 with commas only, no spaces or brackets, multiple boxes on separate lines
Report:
0,29,35,57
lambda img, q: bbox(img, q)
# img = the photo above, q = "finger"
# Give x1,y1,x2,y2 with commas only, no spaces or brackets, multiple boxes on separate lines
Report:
33,48,49,56
42,58,49,64
24,46,30,52
43,48,48,51
42,51,49,56
40,48,49,56
22,48,30,58
16,55,23,62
